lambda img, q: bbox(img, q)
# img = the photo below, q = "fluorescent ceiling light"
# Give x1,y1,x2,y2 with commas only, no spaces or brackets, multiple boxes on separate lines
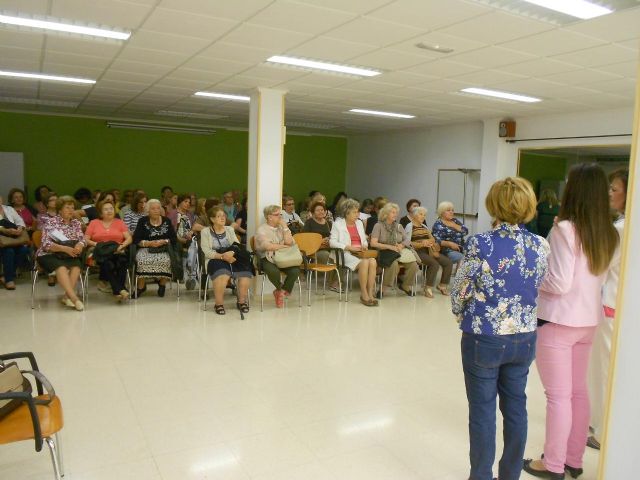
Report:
194,91,250,102
286,121,338,130
347,108,415,119
106,121,215,135
0,70,95,84
156,110,227,120
0,96,78,107
521,0,612,19
0,13,131,40
267,55,381,77
461,87,541,103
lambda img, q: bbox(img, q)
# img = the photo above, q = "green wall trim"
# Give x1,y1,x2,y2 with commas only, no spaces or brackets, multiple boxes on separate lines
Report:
0,111,347,205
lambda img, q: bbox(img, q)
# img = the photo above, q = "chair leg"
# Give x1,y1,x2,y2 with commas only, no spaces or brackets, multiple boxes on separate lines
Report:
307,271,312,307
176,280,180,298
336,269,342,302
45,436,63,480
344,269,350,302
31,269,38,309
54,432,64,477
78,273,86,306
260,275,265,312
203,275,209,311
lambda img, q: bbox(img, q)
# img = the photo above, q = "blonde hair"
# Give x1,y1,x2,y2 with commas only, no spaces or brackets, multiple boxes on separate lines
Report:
378,202,400,223
263,204,280,219
437,201,454,217
55,195,76,213
485,177,536,225
338,198,360,218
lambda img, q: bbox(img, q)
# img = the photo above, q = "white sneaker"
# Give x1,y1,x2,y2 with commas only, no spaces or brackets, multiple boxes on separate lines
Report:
60,296,74,307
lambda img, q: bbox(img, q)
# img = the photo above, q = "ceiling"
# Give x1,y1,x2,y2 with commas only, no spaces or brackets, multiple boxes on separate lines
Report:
0,0,639,134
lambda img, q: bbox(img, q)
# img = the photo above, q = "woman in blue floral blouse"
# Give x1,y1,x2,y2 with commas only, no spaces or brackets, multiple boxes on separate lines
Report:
432,202,469,263
451,177,549,480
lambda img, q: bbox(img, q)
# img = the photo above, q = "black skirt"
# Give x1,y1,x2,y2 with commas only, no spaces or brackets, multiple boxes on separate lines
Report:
38,254,82,273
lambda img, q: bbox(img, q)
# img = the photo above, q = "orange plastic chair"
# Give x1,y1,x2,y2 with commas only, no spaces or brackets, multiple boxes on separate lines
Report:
293,232,343,305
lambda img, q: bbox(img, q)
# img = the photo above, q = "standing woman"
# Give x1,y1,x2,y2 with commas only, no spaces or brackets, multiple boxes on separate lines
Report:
524,164,618,479
587,168,628,451
536,189,560,238
452,177,549,480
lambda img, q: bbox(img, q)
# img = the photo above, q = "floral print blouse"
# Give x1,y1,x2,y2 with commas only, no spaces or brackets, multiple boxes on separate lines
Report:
432,218,469,252
38,215,85,257
451,223,549,336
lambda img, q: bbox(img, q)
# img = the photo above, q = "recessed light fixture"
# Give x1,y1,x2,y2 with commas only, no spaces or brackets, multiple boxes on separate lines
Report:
156,110,227,120
106,121,215,135
347,108,415,119
0,70,96,84
0,96,78,107
0,13,131,40
415,42,454,54
266,55,382,77
194,91,250,102
521,0,612,19
461,87,541,103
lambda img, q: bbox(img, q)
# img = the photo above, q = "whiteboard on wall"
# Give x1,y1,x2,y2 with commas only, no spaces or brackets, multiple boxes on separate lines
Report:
436,169,480,217
0,152,24,200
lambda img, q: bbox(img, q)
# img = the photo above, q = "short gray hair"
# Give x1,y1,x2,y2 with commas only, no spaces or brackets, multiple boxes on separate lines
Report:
263,204,280,219
338,198,360,218
378,202,400,223
146,198,161,213
411,206,428,217
437,201,454,217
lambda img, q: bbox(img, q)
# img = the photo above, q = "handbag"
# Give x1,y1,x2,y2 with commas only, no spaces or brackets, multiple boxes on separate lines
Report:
0,229,29,248
0,361,54,419
399,247,420,264
353,250,378,259
377,249,400,268
273,244,303,268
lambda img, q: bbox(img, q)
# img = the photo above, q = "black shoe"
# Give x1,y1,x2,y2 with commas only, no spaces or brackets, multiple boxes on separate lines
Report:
564,465,583,479
135,286,146,298
523,459,565,479
586,435,600,450
158,284,166,297
375,290,382,299
400,287,414,296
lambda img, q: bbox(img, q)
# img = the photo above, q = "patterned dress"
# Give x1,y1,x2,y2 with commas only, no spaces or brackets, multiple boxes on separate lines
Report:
132,216,177,278
451,223,549,335
432,217,469,254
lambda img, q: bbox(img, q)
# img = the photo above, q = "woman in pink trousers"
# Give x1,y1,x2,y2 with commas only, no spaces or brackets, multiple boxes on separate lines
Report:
523,163,619,479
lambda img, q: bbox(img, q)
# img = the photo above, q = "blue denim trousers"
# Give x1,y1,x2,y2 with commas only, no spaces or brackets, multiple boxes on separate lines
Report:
461,331,537,480
446,250,464,263
0,245,29,282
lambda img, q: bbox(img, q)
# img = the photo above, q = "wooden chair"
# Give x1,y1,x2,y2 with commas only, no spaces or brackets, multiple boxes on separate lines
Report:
0,352,64,480
293,233,343,306
250,236,302,311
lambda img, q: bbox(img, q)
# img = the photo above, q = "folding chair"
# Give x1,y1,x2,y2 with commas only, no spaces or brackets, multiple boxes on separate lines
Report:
293,232,343,306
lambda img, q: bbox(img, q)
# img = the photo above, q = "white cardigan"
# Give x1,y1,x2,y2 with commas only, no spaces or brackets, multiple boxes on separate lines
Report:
0,205,26,228
330,217,368,250
200,225,240,269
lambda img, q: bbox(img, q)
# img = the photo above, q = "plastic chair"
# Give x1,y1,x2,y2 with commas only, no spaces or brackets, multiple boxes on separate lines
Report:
250,236,302,312
0,352,64,480
293,233,343,306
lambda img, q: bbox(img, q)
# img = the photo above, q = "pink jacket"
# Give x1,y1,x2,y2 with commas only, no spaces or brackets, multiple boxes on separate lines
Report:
537,220,606,327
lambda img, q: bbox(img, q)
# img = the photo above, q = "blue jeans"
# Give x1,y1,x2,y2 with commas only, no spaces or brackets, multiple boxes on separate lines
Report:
0,245,29,282
447,250,464,263
461,331,537,480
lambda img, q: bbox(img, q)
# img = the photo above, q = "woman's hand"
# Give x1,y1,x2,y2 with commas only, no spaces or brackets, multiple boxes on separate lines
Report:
320,237,330,248
116,244,126,253
346,245,362,253
65,246,79,257
396,243,404,252
449,242,461,251
278,218,289,229
72,243,83,255
222,251,236,263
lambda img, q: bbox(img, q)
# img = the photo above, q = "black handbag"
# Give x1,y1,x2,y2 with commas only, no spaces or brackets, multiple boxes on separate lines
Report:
377,249,401,268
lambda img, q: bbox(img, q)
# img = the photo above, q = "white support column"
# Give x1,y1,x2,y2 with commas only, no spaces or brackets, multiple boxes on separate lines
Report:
599,62,640,479
246,87,287,246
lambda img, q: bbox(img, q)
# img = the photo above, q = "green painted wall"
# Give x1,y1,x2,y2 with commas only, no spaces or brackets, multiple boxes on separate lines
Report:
0,111,347,205
518,152,568,194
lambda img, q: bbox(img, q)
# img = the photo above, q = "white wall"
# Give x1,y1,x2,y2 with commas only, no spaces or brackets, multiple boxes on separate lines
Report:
347,121,483,232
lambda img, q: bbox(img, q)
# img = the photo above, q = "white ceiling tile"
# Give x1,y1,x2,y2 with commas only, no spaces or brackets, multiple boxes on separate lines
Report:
0,81,39,96
577,78,637,96
240,64,309,82
0,57,41,71
0,45,41,62
50,0,152,29
599,60,638,78
565,7,640,43
446,46,536,69
617,39,639,51
405,59,480,78
284,72,354,88
374,71,438,86
542,69,623,86
109,59,173,75
414,77,472,93
500,29,605,57
40,62,104,78
248,1,354,35
44,50,112,69
0,28,44,49
128,30,210,55
498,58,581,77
286,36,376,62
552,44,639,68
118,47,189,66
492,78,598,99
155,76,213,90
157,0,273,21
221,23,312,52
199,42,272,64
95,79,148,92
325,17,425,47
292,0,393,15
559,92,631,109
274,81,330,95
101,70,162,83
182,57,252,76
390,31,487,58
165,68,227,84
451,69,527,86
366,0,491,31
438,11,553,45
141,8,237,41
349,49,429,70
46,36,122,58
0,0,49,15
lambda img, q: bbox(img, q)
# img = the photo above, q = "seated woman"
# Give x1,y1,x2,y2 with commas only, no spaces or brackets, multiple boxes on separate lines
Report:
0,195,30,290
8,188,37,234
201,206,253,315
370,202,418,297
300,192,334,223
233,198,248,244
405,206,453,297
254,205,301,308
124,192,147,232
37,195,86,310
84,200,132,301
281,195,304,233
192,197,221,233
132,199,178,297
400,198,421,228
36,192,59,286
330,199,378,306
432,201,469,264
32,185,52,215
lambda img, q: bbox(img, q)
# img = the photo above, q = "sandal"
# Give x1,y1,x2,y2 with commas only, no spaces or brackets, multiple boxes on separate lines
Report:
236,302,250,313
359,297,375,307
436,285,450,296
4,281,16,290
214,304,226,315
400,287,414,297
424,287,434,298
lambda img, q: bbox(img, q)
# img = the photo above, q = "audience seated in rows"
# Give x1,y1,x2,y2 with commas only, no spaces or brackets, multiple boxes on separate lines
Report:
0,195,30,290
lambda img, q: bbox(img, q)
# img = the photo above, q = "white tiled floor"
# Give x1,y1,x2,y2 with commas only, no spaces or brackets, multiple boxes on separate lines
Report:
0,277,601,479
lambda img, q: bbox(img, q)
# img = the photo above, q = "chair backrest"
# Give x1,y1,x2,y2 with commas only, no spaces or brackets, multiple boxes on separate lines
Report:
32,230,42,249
293,232,322,257
249,236,262,273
